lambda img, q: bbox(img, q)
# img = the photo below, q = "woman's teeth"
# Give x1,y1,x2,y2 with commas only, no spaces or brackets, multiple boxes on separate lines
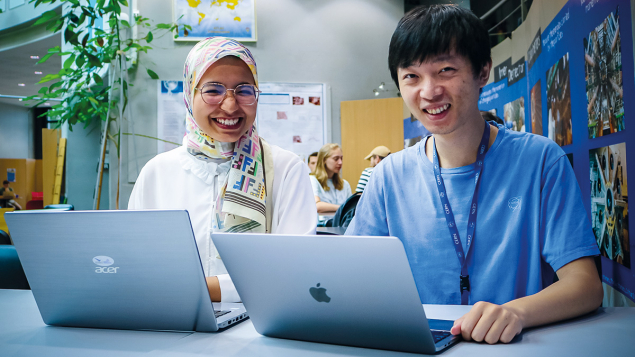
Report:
426,104,450,114
216,118,240,126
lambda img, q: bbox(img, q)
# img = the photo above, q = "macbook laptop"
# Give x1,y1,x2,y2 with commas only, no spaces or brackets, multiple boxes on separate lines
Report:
6,209,247,332
212,233,460,354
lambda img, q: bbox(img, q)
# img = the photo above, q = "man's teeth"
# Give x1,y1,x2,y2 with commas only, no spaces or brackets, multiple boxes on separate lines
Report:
426,104,450,114
217,118,239,126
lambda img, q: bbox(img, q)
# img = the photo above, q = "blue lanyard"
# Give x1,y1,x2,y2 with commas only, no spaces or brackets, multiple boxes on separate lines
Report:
432,123,491,305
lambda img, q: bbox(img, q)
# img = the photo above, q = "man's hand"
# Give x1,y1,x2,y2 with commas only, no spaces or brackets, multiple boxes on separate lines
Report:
450,301,524,344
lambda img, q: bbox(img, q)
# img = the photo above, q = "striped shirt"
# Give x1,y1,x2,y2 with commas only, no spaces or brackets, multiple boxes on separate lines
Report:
356,167,374,193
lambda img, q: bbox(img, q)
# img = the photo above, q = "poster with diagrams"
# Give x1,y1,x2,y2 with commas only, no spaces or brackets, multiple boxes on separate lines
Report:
255,82,327,162
584,7,625,139
157,80,186,154
590,143,629,268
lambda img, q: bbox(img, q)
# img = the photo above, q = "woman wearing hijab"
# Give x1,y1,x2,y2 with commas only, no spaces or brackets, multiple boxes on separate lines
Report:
129,37,317,303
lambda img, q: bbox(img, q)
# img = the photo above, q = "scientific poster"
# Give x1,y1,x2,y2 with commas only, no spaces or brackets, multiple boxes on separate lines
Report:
255,83,327,162
530,81,543,135
546,53,572,146
504,97,525,132
157,80,186,154
584,7,625,138
590,143,629,268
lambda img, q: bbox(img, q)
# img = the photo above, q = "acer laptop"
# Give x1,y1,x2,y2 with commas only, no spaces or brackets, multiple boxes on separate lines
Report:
5,210,247,332
212,233,460,354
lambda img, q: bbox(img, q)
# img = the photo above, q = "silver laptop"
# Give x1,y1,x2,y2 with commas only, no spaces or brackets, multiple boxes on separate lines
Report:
212,233,460,354
6,209,247,332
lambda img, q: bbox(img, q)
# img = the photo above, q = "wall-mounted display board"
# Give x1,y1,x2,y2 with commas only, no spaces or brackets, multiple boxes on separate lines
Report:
255,82,328,163
478,0,634,303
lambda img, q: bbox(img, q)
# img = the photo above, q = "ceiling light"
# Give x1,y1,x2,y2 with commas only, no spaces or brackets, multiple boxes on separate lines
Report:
30,55,39,59
378,82,385,90
373,89,379,96
18,83,26,87
19,98,23,101
35,71,43,75
44,103,51,106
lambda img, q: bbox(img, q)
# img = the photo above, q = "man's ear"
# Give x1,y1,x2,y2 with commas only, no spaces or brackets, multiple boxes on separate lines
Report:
478,60,492,86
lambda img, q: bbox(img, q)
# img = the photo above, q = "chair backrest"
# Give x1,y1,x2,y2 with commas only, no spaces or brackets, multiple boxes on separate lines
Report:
0,230,11,245
0,207,15,235
44,204,74,210
26,200,44,210
0,245,30,289
331,193,362,228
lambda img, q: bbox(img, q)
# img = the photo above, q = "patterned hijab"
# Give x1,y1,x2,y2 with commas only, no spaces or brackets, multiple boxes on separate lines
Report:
183,37,266,233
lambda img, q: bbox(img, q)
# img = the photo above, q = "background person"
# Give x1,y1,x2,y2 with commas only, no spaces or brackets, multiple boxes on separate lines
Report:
307,151,318,173
0,180,22,210
347,5,602,345
480,111,504,126
129,37,317,303
356,145,390,193
310,143,351,214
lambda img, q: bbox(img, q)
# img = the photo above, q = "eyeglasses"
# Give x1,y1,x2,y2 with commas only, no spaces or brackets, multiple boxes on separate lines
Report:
195,83,261,105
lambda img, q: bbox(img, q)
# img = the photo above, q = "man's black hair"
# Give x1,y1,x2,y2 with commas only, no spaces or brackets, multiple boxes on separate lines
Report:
388,5,491,87
2,180,9,185
308,151,318,163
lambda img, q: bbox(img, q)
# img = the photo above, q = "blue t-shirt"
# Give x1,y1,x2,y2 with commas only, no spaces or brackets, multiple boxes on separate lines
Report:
346,126,599,305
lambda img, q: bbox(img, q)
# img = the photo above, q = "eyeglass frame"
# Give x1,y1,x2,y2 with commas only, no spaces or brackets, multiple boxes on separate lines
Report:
194,82,262,106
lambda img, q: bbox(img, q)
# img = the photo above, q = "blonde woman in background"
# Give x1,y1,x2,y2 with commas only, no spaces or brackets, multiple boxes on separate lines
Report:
310,143,352,214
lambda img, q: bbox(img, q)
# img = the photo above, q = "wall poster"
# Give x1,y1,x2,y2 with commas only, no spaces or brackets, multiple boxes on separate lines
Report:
157,80,186,154
173,0,257,42
584,7,625,138
590,143,629,269
546,53,572,146
255,83,327,162
478,0,635,303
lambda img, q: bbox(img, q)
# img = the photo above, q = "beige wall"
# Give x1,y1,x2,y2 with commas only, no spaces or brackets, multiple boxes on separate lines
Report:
340,97,406,187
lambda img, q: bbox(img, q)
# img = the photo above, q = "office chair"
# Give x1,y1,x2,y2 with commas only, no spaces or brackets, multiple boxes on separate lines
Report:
0,245,30,289
44,204,74,210
0,230,10,245
330,193,362,228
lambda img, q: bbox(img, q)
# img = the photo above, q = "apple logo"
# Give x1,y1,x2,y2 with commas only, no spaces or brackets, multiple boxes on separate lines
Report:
309,283,331,303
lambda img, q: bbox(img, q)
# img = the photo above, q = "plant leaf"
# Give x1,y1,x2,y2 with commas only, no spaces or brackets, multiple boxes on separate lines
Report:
33,10,59,26
146,31,153,43
146,69,159,79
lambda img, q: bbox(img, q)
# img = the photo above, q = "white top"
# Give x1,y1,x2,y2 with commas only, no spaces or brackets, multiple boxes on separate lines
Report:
309,175,352,206
128,144,317,302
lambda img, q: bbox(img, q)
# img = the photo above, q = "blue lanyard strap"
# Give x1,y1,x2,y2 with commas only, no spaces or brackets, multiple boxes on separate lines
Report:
432,123,491,305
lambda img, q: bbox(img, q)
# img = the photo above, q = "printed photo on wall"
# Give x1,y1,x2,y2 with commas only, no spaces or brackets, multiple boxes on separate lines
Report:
530,81,542,135
546,53,572,146
584,7,625,139
590,143,629,268
504,97,525,132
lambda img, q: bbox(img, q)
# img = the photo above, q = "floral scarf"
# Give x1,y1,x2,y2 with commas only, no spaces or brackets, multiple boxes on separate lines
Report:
183,37,266,233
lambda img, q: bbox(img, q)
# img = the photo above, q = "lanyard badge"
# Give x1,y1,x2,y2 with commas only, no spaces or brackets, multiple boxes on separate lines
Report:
432,123,491,305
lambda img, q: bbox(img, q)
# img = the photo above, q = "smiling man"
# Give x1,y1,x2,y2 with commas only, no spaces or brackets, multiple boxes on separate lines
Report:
346,5,602,344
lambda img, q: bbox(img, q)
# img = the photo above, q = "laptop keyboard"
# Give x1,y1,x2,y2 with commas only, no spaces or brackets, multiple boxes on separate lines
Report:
431,330,452,342
214,310,231,318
